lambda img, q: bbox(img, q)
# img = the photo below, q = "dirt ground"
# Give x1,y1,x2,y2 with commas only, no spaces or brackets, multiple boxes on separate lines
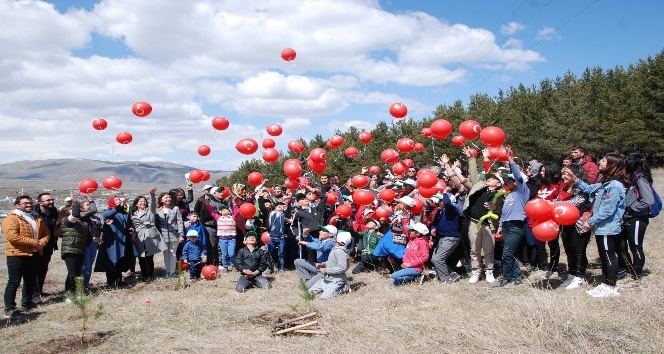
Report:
1,172,663,354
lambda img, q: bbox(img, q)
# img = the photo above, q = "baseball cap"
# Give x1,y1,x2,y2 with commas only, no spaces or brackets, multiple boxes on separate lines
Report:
244,230,257,239
210,186,221,194
394,196,415,207
403,179,417,187
320,225,338,236
186,230,199,238
407,222,429,236
295,193,307,201
485,173,504,186
336,231,352,246
203,184,214,191
365,218,378,226
64,197,72,202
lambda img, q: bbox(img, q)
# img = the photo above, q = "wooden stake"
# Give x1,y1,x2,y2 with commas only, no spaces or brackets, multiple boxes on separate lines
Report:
293,329,328,335
274,312,317,328
273,321,318,335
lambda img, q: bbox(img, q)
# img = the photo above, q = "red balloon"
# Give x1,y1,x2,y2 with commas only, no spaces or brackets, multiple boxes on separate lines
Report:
298,177,310,187
328,215,339,225
381,149,400,164
261,232,270,245
266,124,283,136
459,120,482,140
92,118,107,131
307,158,327,174
328,135,344,149
352,175,369,188
396,138,415,153
281,48,296,61
374,206,392,220
131,101,152,117
102,176,122,191
180,261,189,271
414,142,425,152
488,146,508,162
480,126,506,147
344,146,359,159
262,148,279,163
378,189,396,203
369,166,381,175
221,187,231,199
353,189,375,206
239,203,256,218
451,136,466,147
211,116,229,131
532,220,560,242
550,203,581,226
417,171,438,189
235,138,259,155
284,162,303,178
325,192,339,205
78,178,98,194
418,186,438,198
262,139,275,149
115,132,133,144
389,103,408,119
335,204,352,219
309,148,328,162
435,180,447,193
525,199,552,221
201,265,218,280
284,178,299,190
402,158,414,167
430,119,453,140
421,127,432,138
411,198,424,214
392,162,407,175
287,141,306,154
201,171,211,182
469,148,479,157
189,170,204,184
247,172,264,187
284,158,302,166
198,145,211,156
359,131,373,144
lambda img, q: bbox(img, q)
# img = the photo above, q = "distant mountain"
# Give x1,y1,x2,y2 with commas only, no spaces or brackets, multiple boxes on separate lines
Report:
0,159,231,186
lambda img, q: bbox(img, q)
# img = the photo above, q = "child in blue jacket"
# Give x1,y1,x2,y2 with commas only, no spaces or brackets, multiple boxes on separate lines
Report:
181,230,207,279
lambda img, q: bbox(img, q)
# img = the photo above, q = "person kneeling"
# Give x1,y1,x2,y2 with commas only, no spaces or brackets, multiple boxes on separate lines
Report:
390,223,431,286
235,231,271,293
309,232,352,300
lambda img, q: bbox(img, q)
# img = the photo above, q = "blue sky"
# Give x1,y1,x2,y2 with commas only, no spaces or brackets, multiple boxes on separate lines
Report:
0,0,662,172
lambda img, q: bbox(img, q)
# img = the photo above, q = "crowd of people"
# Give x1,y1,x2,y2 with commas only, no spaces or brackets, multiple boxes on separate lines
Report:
2,145,659,318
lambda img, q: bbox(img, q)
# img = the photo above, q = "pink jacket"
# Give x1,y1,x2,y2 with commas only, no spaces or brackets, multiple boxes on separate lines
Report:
402,237,430,273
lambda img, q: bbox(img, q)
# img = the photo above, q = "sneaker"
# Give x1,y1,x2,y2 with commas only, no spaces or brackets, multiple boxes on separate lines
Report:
218,266,224,271
448,272,461,283
426,270,437,280
587,284,620,298
503,280,523,289
3,309,21,319
560,274,575,288
565,276,586,290
485,270,495,283
490,278,509,288
469,269,481,284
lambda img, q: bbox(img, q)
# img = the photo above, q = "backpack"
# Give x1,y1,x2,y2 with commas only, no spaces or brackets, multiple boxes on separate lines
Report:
633,174,662,218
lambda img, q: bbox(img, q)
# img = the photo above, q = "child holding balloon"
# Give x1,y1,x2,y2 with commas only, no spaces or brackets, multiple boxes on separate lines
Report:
562,151,626,298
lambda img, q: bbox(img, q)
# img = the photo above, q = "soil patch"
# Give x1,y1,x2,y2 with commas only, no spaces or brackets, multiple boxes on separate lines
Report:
22,331,115,354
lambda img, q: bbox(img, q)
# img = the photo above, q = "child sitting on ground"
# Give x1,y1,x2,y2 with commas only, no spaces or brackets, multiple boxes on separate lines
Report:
390,222,431,286
309,231,352,300
181,230,207,280
235,231,271,292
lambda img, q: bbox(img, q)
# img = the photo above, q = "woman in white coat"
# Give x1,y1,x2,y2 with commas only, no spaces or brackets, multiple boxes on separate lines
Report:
156,191,184,277
130,187,167,281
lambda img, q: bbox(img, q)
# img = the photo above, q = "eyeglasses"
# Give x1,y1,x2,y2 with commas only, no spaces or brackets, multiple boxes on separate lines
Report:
19,202,33,205
408,170,416,172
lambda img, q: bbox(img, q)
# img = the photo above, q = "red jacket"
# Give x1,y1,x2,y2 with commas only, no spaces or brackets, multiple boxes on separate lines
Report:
579,155,599,183
402,237,430,273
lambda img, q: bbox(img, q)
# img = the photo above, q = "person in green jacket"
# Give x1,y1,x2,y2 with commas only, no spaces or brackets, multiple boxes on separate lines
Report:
351,219,383,274
57,197,96,298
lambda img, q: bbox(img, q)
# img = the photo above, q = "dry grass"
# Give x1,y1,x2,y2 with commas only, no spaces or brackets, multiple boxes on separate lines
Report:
2,172,664,354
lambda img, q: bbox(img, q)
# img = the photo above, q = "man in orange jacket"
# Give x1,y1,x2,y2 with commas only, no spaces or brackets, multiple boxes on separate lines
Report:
3,195,50,319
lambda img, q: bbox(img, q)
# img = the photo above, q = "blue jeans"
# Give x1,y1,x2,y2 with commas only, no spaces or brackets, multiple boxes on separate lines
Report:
218,237,236,269
390,267,422,286
502,220,525,282
268,237,286,271
82,242,98,288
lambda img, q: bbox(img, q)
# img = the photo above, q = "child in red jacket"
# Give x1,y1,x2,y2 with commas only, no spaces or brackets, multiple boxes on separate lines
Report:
390,222,431,286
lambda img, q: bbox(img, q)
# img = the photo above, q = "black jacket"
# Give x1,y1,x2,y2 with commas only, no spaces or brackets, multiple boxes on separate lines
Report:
235,246,268,274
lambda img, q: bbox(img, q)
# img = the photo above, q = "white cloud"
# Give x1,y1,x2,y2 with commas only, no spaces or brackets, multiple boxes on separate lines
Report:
500,22,525,36
536,26,561,41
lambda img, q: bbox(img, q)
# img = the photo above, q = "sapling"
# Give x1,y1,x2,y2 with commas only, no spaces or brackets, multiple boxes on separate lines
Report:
65,277,105,344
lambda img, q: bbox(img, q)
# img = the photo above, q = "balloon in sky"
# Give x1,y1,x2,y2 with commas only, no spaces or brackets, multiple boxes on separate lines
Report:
262,148,279,163
459,120,482,140
262,139,276,149
78,178,99,194
266,124,283,136
92,118,107,131
116,132,133,144
359,131,373,144
235,138,258,155
102,176,122,190
430,119,453,140
281,48,296,61
389,103,408,119
211,116,230,131
131,101,152,117
480,126,506,147
198,145,211,156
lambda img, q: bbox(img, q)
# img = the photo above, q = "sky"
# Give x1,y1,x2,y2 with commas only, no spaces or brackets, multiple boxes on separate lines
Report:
0,0,662,172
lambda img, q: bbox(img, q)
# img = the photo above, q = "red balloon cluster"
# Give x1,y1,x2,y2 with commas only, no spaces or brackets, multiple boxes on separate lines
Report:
488,146,508,162
102,176,122,191
266,124,282,136
92,118,107,131
236,138,258,155
379,189,396,203
131,101,152,117
374,206,392,220
188,169,205,184
389,103,408,119
281,48,296,61
198,145,211,156
212,116,229,131
78,178,99,194
116,132,133,144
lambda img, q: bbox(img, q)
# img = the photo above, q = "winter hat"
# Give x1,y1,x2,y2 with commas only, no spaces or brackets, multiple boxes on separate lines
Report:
244,230,257,240
186,230,199,238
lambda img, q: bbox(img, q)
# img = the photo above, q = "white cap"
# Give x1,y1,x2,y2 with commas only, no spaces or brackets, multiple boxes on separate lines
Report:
336,231,352,246
403,179,417,187
203,184,214,190
395,196,415,207
210,186,220,194
320,225,338,236
407,222,429,235
186,230,199,237
64,197,72,202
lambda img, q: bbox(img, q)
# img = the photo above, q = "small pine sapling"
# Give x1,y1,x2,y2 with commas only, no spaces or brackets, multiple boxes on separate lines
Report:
65,277,105,344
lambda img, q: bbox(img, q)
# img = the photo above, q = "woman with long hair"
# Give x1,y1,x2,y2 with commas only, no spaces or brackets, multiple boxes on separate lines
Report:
130,187,167,281
621,151,656,280
170,187,193,260
156,191,184,277
533,161,563,278
562,151,626,297
95,195,133,287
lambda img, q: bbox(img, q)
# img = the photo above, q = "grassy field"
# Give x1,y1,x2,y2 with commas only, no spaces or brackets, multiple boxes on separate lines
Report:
1,172,663,354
